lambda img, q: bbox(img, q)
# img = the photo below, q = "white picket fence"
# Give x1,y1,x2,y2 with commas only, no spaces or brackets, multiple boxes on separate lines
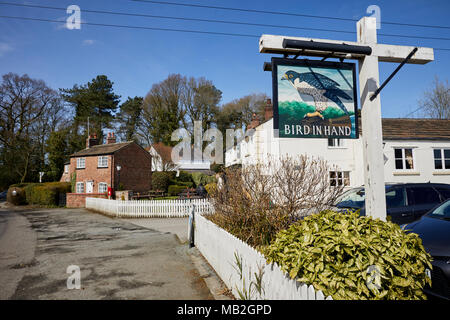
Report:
194,211,332,300
85,197,213,218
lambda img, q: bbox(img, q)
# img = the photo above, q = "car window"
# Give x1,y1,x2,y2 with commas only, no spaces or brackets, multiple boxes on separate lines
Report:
435,187,450,200
336,188,365,209
428,200,450,219
385,188,406,208
408,187,440,205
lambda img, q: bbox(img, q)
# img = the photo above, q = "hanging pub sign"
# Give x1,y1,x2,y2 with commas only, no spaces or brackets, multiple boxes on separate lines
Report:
271,57,359,139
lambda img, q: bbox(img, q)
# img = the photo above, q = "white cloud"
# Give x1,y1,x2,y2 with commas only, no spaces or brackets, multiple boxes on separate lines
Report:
82,39,95,46
0,42,13,57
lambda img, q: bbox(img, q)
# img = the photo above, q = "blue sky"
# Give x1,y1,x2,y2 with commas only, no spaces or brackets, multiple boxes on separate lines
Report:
0,0,449,118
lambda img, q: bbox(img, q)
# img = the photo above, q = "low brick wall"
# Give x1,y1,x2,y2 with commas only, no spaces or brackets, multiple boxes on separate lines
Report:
66,193,108,208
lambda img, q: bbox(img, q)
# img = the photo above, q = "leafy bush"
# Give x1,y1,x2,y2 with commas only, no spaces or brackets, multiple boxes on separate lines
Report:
262,210,433,300
169,179,193,188
8,182,71,206
191,172,216,187
176,171,193,183
30,185,58,206
151,172,173,192
7,186,27,205
204,182,217,195
167,185,187,196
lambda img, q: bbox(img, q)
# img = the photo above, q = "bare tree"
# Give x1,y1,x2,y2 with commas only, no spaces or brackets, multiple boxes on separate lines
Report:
208,155,344,247
419,76,450,119
0,73,64,185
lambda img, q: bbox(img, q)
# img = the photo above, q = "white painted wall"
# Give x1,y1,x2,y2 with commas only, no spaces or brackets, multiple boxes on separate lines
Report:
225,118,450,187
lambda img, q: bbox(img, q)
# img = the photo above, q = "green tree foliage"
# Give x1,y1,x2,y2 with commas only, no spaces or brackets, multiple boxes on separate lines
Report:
60,75,120,142
45,129,70,181
116,96,143,142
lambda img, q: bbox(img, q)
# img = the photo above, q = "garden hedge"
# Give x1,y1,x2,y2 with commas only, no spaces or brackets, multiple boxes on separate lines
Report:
262,210,433,300
151,172,173,192
7,182,71,206
167,185,187,196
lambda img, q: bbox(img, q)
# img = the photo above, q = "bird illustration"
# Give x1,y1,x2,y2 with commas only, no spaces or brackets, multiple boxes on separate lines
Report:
282,70,351,119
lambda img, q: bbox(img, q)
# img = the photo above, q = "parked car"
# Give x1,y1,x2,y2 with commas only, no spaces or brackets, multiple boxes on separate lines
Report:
402,200,450,300
0,190,7,201
335,183,450,225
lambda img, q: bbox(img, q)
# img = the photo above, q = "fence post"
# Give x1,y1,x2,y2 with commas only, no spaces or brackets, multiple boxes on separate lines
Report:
188,204,195,248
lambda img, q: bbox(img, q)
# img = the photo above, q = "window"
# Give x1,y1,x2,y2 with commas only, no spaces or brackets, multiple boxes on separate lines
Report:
98,156,108,168
76,157,85,169
64,165,69,173
394,148,414,170
385,188,406,208
433,149,450,170
407,187,440,205
98,182,108,193
76,182,84,193
436,187,450,201
328,138,343,147
330,171,350,186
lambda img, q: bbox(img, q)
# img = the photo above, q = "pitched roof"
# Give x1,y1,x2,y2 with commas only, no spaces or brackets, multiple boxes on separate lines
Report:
70,141,134,157
147,142,174,163
357,118,450,140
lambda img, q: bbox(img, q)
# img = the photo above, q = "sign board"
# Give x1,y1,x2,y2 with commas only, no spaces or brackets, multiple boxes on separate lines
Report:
271,58,358,139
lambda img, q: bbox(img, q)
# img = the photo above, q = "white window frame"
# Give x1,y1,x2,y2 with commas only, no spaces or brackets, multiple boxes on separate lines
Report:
64,164,69,173
76,182,84,193
98,182,108,193
98,155,108,168
329,171,350,186
76,157,85,169
328,138,344,148
394,148,415,170
433,148,450,170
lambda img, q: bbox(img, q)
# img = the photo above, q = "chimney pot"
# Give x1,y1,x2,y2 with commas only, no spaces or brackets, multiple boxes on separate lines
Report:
106,132,117,144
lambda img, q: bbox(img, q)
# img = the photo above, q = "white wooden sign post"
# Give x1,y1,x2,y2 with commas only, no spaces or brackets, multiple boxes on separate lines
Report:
259,17,434,220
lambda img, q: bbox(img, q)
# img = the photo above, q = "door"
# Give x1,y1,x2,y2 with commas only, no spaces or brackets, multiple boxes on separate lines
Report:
385,187,412,224
86,181,93,193
406,186,441,221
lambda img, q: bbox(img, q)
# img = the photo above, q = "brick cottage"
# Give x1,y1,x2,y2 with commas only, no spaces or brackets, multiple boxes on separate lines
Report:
65,132,152,207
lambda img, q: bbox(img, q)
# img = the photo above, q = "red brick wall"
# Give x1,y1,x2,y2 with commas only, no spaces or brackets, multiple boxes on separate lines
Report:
70,155,113,193
68,142,152,195
114,143,152,193
66,193,108,208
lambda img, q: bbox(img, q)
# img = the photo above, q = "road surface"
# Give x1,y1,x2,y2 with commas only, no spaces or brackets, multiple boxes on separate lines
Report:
0,205,218,300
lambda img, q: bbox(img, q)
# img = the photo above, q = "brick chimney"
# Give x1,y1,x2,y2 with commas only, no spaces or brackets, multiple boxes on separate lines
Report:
106,132,116,144
86,133,98,149
264,98,273,121
248,113,260,130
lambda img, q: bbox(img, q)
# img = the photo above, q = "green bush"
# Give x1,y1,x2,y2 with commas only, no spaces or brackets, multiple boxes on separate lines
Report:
191,172,216,187
176,171,193,183
7,186,27,205
151,172,177,192
167,185,188,196
169,179,193,188
262,210,433,300
11,182,71,206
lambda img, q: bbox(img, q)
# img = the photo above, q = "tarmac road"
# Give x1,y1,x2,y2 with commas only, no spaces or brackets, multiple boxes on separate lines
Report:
0,205,216,300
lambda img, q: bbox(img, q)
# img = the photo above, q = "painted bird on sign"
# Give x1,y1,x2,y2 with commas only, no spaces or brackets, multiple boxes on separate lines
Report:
282,70,351,119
